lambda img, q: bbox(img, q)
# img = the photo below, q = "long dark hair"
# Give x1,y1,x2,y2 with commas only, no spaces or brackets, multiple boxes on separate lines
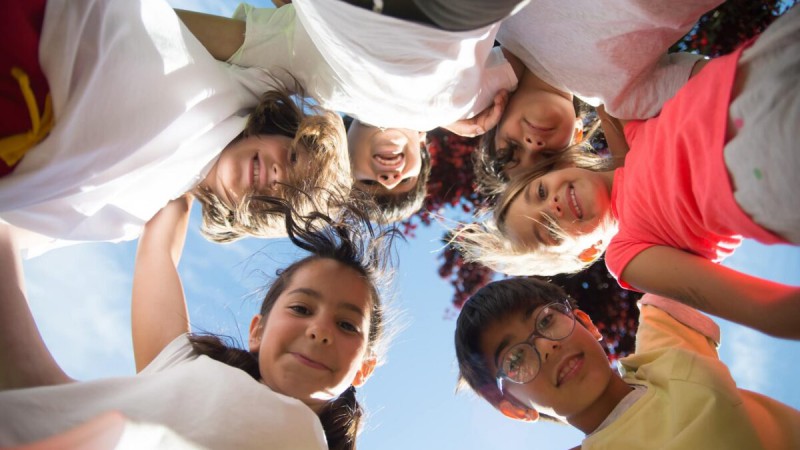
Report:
189,192,399,450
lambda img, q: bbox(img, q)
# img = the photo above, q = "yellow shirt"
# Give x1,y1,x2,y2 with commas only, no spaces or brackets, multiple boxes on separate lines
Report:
583,297,800,449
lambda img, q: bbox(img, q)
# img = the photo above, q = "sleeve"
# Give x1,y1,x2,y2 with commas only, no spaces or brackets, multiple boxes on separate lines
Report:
139,334,197,374
604,222,656,291
605,52,708,120
226,4,297,73
634,295,720,358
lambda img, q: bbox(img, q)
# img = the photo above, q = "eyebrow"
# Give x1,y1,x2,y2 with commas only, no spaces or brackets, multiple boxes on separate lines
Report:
287,287,366,318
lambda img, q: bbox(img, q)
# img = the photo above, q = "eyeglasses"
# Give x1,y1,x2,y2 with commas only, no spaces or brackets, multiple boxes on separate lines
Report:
495,301,576,390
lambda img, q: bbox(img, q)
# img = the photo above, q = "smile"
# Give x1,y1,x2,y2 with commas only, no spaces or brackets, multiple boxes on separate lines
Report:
568,184,583,220
556,353,584,387
251,155,261,191
291,352,331,371
373,152,404,170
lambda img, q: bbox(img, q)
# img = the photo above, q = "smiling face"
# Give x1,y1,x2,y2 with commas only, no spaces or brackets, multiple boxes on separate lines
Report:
503,168,613,250
248,258,375,412
202,134,308,208
495,88,582,180
347,120,424,194
479,306,613,420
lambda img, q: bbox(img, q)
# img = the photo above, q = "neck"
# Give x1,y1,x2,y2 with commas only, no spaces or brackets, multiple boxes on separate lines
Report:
567,372,631,434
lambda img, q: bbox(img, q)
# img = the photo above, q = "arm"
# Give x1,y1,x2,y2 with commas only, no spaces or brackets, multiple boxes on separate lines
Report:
596,104,629,162
175,9,245,61
621,245,800,339
0,225,71,389
131,196,193,372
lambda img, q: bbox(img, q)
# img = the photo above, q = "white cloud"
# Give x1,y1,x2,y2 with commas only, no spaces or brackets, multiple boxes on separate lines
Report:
718,321,768,393
23,242,138,380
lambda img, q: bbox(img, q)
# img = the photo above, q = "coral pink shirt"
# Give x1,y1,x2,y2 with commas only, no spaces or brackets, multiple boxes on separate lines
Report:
605,43,785,290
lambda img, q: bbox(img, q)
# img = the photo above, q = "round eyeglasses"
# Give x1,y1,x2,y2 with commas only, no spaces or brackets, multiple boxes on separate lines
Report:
496,301,576,389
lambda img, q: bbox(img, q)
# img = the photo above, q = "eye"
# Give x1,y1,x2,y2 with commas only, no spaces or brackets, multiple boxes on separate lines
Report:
398,177,412,185
289,150,298,165
537,182,546,200
503,346,527,378
537,311,555,331
359,179,379,186
289,304,311,316
338,320,360,334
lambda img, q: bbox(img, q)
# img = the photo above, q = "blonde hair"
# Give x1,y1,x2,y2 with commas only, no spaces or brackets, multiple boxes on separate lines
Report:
455,151,620,276
194,89,349,243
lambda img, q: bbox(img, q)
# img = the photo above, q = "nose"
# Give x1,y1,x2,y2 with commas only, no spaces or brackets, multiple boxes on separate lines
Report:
270,162,286,190
306,321,332,345
524,135,546,151
376,171,402,189
548,192,564,218
535,339,561,363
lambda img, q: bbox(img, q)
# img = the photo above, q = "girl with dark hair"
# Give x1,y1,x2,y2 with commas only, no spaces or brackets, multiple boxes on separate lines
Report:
0,193,396,450
0,0,349,254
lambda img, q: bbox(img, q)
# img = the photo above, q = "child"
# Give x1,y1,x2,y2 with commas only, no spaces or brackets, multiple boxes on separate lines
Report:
472,0,725,193
455,277,800,448
0,193,396,450
458,7,800,338
0,0,349,252
176,0,520,221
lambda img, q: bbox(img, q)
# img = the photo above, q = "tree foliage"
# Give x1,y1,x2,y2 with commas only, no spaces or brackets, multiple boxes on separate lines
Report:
405,0,793,359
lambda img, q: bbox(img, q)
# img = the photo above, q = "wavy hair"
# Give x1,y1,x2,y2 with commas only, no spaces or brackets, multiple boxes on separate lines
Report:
189,192,400,450
454,150,619,277
194,87,349,243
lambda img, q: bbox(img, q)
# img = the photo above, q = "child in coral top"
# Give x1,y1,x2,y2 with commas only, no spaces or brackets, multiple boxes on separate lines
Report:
458,6,800,338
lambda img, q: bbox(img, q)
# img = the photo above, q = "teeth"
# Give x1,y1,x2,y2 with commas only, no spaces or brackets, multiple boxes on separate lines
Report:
569,187,582,219
253,156,259,186
375,154,403,165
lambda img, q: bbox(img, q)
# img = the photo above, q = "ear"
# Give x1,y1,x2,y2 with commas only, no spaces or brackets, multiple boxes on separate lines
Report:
577,240,603,263
247,314,264,352
498,398,539,422
574,309,602,341
572,118,584,144
352,357,377,387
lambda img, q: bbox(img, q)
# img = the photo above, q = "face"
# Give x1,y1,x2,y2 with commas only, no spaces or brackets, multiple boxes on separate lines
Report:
248,258,375,412
347,120,424,194
202,134,308,208
495,89,581,179
479,305,612,420
504,168,612,249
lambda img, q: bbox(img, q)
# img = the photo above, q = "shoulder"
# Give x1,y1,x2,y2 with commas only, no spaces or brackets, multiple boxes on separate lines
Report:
139,334,196,374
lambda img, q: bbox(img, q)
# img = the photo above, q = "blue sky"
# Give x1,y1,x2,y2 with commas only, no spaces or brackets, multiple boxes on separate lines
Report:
19,1,800,449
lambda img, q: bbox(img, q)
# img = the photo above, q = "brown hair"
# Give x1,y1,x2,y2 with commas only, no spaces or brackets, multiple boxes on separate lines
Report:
455,277,575,423
189,194,399,450
194,88,349,243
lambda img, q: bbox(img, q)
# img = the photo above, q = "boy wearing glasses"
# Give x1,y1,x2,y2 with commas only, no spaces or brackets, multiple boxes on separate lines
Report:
454,278,800,448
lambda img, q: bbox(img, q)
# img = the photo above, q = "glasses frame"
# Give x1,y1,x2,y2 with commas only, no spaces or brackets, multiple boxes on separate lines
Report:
495,300,576,392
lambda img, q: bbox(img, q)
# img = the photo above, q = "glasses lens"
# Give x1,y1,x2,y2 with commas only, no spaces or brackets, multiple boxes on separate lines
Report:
501,343,540,383
536,303,575,340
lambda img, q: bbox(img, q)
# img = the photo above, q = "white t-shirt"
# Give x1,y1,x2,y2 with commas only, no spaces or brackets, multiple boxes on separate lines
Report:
0,0,277,252
0,334,328,450
228,0,518,131
497,0,724,119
